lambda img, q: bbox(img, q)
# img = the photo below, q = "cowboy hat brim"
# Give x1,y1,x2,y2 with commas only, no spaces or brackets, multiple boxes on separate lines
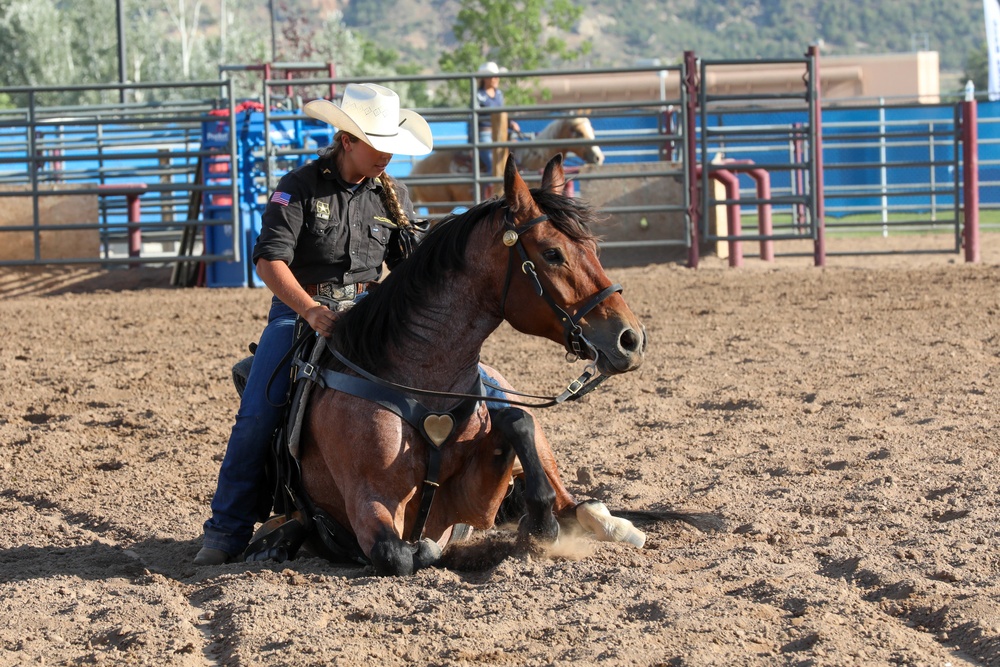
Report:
304,99,433,156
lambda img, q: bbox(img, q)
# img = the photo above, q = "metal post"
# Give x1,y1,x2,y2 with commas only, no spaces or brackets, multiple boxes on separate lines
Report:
714,169,743,268
683,51,699,268
471,75,483,205
878,100,888,236
962,97,980,263
116,0,127,104
808,45,826,268
28,91,40,262
127,192,142,268
929,122,936,223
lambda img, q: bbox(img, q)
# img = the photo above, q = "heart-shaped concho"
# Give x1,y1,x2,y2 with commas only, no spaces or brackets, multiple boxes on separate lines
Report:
423,413,455,447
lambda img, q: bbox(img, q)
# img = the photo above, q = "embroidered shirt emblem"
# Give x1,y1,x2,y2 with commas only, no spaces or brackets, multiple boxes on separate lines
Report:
270,191,292,206
315,201,331,219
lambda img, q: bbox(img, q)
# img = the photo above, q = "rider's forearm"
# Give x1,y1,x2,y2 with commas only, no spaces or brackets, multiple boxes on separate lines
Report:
255,258,318,318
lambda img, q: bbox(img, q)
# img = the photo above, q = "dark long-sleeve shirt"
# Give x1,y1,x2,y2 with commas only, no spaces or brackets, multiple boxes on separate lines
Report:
252,156,419,286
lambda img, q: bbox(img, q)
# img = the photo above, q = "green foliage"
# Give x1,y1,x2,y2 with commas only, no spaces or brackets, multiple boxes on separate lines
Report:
599,0,984,72
964,45,989,94
436,0,592,106
267,3,427,107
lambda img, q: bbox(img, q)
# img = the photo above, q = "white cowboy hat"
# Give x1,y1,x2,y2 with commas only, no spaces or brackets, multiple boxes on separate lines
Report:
478,62,501,75
304,83,433,156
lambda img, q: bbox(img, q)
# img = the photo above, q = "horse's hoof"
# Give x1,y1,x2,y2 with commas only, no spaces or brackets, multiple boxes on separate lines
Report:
413,538,443,570
576,500,646,548
447,523,474,545
517,513,560,544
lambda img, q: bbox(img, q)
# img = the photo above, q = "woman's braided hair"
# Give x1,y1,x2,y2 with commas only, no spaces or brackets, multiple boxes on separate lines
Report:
329,130,412,230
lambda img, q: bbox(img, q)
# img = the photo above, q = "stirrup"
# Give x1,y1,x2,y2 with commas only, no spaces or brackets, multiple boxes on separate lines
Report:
242,513,308,563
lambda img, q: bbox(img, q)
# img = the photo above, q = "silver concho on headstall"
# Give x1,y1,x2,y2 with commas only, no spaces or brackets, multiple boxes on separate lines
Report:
502,230,519,247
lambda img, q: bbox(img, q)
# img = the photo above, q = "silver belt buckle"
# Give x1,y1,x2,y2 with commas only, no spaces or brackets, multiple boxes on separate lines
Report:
317,282,356,301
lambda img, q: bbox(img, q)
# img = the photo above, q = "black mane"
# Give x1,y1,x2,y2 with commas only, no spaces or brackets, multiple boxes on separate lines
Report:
332,188,597,375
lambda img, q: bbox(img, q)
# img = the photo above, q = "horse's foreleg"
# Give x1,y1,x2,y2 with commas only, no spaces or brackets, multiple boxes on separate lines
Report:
515,417,647,549
493,408,559,543
528,424,578,515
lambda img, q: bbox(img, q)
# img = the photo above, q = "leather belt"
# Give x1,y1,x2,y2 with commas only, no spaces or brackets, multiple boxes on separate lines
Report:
302,282,367,301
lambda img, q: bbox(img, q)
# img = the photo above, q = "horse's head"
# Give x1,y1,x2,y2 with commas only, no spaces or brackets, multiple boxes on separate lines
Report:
498,154,643,375
562,117,605,166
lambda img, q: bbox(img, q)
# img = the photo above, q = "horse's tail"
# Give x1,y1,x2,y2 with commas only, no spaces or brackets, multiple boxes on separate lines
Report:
610,509,726,534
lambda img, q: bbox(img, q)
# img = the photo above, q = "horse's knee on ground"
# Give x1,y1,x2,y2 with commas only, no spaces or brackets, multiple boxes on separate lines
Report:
369,535,416,576
576,500,646,548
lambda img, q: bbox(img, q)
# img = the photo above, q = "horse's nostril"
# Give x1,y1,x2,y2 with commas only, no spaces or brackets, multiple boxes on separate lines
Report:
620,328,641,353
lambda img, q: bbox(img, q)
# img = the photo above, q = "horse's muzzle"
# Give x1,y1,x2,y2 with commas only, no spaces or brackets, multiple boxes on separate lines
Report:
592,322,645,375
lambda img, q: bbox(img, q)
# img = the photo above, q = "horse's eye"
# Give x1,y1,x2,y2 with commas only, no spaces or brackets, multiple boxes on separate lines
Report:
541,248,564,264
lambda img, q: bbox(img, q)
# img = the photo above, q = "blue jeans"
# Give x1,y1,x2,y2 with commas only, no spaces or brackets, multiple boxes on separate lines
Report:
478,129,493,173
202,298,297,555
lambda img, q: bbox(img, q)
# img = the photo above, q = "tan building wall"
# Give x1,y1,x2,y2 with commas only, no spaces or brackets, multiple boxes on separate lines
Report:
536,52,940,106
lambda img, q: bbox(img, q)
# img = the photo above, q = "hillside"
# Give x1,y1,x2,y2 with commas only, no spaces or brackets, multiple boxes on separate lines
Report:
337,0,985,74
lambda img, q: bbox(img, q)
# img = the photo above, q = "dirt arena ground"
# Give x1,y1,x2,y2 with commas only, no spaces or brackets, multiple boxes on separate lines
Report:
2,233,999,666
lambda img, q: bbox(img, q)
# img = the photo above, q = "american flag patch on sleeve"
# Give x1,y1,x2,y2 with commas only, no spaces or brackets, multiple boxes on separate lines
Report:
270,191,292,206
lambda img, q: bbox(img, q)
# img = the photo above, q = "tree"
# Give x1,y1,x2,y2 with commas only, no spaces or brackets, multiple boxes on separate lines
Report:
163,0,208,80
964,44,989,95
436,0,592,106
0,1,78,104
262,2,427,107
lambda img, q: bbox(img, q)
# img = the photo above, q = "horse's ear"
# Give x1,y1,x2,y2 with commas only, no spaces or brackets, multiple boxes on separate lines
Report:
504,153,533,215
540,153,566,194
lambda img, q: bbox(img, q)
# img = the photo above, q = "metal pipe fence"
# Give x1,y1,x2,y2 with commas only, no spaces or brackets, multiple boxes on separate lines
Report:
0,80,238,268
0,60,991,276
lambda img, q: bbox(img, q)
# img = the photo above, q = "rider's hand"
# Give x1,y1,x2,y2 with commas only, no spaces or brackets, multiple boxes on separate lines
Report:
303,303,340,338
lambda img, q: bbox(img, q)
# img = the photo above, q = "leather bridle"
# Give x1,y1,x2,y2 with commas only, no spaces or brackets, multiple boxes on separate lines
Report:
499,210,623,365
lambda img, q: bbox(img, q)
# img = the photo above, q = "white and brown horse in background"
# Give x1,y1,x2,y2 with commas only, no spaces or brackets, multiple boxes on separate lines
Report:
408,116,605,215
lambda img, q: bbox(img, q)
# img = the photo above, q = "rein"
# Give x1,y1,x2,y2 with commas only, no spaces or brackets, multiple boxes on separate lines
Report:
328,344,606,408
326,208,622,409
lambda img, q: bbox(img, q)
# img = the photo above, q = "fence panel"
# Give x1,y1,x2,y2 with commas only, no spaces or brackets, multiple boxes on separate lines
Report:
0,80,239,274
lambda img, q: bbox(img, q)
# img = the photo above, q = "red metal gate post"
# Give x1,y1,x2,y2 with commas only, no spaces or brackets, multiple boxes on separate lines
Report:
713,169,743,268
127,191,142,266
98,183,147,268
745,168,773,262
684,50,700,269
715,160,774,262
962,96,980,263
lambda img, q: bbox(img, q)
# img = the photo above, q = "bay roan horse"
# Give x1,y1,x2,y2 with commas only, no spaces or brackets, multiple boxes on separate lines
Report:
300,154,646,576
408,116,605,214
